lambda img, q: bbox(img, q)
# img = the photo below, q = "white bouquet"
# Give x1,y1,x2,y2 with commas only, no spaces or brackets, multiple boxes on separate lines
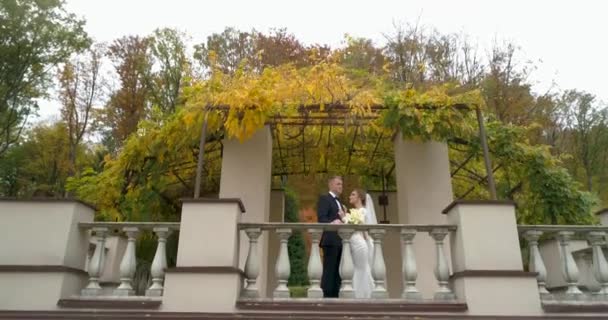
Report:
343,208,365,225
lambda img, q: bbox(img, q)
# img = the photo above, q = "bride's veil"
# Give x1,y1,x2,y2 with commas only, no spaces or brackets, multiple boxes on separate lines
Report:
365,193,378,225
364,193,377,265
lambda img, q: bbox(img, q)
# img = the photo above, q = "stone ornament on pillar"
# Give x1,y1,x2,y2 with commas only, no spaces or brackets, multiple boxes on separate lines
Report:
523,230,551,300
587,231,608,297
242,228,262,298
147,227,171,297
307,228,324,298
338,228,355,298
429,228,455,301
274,228,292,298
557,231,583,299
369,229,388,299
401,228,422,300
114,227,140,296
82,227,109,296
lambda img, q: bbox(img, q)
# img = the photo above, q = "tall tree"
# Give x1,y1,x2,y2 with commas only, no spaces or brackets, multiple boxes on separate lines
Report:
2,122,90,197
0,0,90,156
482,42,535,124
384,23,429,86
338,36,386,76
100,36,151,149
557,90,608,192
147,28,189,115
193,27,257,75
255,28,308,68
59,44,103,177
384,24,484,88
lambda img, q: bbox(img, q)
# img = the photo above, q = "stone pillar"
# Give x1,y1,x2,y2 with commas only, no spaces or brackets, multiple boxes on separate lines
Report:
597,209,608,226
444,201,543,316
0,199,94,310
162,199,245,312
393,136,453,298
219,126,273,297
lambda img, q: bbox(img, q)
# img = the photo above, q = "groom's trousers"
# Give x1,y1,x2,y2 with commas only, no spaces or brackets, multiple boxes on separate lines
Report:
321,245,342,298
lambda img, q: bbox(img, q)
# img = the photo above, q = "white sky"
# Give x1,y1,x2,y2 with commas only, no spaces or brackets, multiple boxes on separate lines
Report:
37,0,607,119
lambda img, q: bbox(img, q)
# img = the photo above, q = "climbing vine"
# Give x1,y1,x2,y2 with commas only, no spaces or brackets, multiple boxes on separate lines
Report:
67,59,595,224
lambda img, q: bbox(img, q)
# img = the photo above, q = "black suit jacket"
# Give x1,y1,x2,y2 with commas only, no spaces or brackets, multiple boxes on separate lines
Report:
317,193,343,247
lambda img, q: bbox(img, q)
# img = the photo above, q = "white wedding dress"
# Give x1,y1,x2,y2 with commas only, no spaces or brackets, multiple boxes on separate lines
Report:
350,194,377,298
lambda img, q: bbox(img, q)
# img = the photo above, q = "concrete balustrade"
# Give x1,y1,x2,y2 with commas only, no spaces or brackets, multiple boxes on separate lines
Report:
3,199,608,319
78,222,180,298
238,223,457,301
519,225,608,301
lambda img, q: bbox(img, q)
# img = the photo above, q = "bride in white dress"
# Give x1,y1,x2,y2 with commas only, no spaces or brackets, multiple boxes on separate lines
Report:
345,189,377,298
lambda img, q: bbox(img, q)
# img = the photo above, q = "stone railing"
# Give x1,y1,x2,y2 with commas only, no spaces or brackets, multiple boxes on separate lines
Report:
518,225,608,301
78,222,180,297
238,222,457,300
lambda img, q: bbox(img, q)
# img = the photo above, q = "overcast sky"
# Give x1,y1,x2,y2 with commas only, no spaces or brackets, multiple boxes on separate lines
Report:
37,0,607,119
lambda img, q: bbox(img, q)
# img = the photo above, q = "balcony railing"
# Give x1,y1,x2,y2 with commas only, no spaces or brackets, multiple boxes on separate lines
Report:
518,225,608,301
78,222,180,297
238,222,457,301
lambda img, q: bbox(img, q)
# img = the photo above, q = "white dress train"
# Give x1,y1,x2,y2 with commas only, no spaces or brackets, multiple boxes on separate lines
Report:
350,194,378,298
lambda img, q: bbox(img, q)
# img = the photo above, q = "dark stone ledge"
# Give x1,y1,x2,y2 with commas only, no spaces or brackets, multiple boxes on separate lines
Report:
0,265,87,276
236,298,468,313
57,298,161,309
166,266,245,278
451,269,538,279
0,310,601,319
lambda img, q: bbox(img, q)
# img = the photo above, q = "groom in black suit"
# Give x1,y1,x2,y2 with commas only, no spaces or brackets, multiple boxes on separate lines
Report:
317,176,345,298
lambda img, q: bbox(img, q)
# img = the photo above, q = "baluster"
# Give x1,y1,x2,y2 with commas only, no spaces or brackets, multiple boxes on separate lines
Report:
429,228,455,301
242,228,262,298
587,231,608,297
369,229,388,299
114,227,139,296
557,231,583,299
523,230,551,299
82,227,108,296
146,227,171,296
307,228,323,298
338,228,355,298
401,228,422,300
274,228,292,298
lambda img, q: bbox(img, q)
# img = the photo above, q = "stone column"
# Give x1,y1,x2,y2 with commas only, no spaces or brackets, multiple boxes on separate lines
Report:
220,126,273,297
445,201,543,316
162,199,245,313
598,209,608,227
393,135,453,298
0,199,94,310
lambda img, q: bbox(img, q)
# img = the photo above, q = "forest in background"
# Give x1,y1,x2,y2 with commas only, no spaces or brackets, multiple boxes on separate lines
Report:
1,1,607,225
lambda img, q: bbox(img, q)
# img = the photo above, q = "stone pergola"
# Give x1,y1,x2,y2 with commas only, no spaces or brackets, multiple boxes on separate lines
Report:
200,102,495,298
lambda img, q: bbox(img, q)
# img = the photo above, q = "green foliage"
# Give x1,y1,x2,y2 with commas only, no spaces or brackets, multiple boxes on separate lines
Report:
486,122,597,224
0,17,600,227
288,286,308,298
382,85,482,141
0,122,95,197
0,0,90,155
147,28,190,114
284,187,309,286
193,27,257,75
